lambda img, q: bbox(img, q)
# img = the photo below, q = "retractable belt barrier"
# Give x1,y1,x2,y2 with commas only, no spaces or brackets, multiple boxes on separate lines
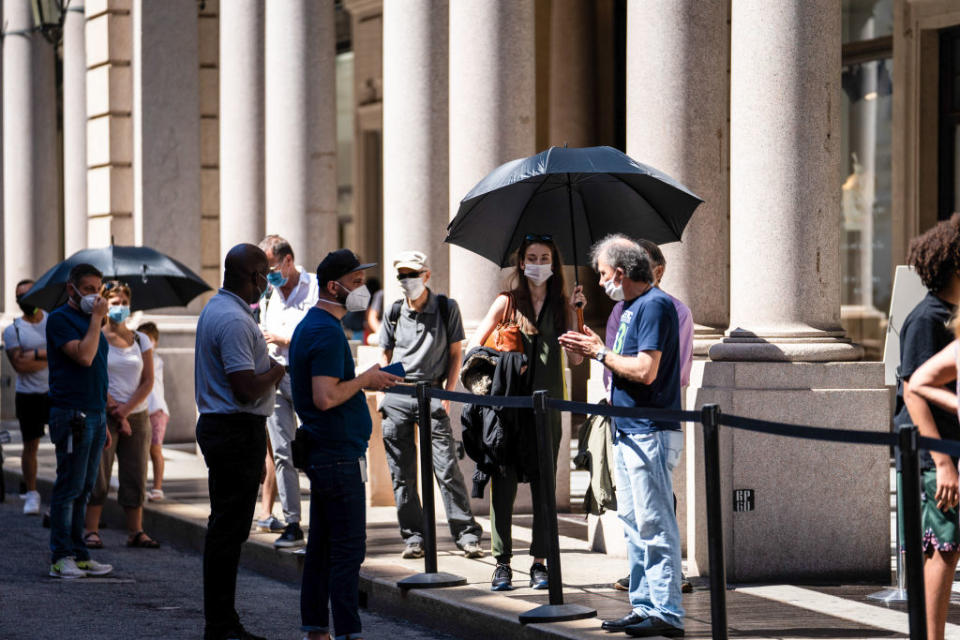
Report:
380,383,932,638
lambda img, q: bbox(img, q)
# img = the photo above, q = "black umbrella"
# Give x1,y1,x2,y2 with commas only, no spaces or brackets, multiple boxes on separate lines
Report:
446,145,703,272
21,245,212,311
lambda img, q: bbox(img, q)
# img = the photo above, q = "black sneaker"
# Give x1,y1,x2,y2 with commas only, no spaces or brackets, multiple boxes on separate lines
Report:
491,563,513,591
681,574,693,593
529,562,549,589
614,575,630,591
273,522,305,549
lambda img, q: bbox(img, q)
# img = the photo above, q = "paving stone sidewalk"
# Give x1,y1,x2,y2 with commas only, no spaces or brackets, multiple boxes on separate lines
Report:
2,424,952,639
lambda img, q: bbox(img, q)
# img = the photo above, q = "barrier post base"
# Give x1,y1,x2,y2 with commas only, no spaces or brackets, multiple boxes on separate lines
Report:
397,572,467,590
866,588,908,604
519,603,597,624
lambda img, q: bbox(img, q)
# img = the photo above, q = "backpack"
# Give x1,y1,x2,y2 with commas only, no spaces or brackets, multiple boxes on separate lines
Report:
388,293,450,327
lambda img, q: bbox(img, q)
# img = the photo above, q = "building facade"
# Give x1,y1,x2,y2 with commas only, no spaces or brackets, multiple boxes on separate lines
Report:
0,0,953,579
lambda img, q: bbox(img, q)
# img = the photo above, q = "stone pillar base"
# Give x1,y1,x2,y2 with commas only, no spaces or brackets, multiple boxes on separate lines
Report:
693,323,725,357
685,360,891,583
709,330,865,362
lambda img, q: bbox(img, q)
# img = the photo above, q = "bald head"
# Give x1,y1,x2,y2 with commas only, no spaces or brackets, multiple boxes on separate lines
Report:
223,243,269,303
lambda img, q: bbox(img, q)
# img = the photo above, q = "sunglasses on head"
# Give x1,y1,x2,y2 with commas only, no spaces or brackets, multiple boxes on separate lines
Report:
524,233,553,242
103,280,124,292
396,271,423,281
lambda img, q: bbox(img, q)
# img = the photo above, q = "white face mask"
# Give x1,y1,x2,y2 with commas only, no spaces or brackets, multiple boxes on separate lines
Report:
400,277,426,301
80,293,98,314
524,263,553,286
336,282,371,313
603,276,624,301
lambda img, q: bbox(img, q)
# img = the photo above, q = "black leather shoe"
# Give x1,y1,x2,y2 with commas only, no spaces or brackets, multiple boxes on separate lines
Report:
601,611,646,631
625,618,684,638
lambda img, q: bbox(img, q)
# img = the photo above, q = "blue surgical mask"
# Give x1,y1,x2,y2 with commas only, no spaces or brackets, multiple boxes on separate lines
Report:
108,305,130,323
266,270,287,288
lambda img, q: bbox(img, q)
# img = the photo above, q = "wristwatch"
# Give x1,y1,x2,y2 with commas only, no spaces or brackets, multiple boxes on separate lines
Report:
595,347,608,364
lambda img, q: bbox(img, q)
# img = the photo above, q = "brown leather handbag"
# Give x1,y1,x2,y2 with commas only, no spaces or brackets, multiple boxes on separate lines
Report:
483,292,525,353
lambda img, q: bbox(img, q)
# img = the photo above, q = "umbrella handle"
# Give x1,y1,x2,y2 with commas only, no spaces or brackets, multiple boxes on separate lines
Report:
576,306,585,333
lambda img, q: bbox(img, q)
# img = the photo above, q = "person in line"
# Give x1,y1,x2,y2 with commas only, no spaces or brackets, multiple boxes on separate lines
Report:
365,281,384,345
378,250,483,559
84,281,159,549
896,215,960,640
45,263,114,579
137,322,169,502
560,235,684,638
195,244,285,640
289,249,401,640
467,233,586,591
2,279,49,515
257,234,319,548
605,239,694,594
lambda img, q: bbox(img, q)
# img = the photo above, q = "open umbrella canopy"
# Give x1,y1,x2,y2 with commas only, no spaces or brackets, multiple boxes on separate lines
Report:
446,145,703,268
21,245,212,312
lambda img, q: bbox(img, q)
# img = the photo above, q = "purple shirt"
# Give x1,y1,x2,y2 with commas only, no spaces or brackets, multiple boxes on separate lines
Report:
603,290,693,393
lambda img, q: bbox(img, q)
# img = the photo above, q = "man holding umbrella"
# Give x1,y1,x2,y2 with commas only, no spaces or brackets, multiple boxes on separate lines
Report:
560,235,685,638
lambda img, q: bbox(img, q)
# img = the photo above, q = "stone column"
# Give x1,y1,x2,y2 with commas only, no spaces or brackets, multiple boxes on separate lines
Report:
709,0,862,362
219,0,264,259
63,4,87,256
266,0,336,260
308,0,338,261
382,0,448,304
131,0,202,286
448,0,536,329
548,0,595,149
626,0,729,350
3,0,60,311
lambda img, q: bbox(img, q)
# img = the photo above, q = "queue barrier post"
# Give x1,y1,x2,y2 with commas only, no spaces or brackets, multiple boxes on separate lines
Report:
397,382,467,590
519,390,597,624
702,403,728,640
898,425,926,640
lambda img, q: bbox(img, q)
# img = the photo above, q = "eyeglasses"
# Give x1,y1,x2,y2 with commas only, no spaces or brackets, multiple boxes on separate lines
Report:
396,271,423,281
524,233,553,242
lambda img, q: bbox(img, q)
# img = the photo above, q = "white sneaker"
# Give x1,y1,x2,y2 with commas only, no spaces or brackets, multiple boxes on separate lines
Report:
23,491,40,515
49,557,87,579
76,558,113,576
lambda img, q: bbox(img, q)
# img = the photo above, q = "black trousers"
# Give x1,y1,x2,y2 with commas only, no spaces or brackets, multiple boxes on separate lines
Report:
196,413,267,639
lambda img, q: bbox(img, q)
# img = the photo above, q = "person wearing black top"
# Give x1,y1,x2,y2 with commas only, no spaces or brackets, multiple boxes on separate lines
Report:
898,213,960,640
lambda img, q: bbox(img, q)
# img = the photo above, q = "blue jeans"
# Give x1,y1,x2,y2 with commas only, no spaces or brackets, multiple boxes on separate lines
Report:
48,407,107,563
301,459,366,639
613,429,685,628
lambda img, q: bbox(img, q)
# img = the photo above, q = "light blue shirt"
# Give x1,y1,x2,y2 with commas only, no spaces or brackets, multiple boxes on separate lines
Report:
195,288,273,416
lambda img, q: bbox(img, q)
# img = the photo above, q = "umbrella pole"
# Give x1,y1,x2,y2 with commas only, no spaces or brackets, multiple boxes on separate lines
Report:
567,175,585,332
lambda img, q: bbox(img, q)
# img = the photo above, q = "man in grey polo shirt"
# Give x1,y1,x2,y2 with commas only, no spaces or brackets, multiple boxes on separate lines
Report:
379,250,483,559
195,243,284,640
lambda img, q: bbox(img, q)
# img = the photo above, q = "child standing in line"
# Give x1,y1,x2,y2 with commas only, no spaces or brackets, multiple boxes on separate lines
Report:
138,322,168,502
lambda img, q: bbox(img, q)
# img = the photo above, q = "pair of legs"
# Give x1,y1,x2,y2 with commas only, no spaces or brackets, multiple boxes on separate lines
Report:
258,436,278,518
16,391,49,493
85,411,156,546
48,407,106,564
301,459,366,640
265,374,302,525
611,429,685,629
380,394,481,549
196,413,266,640
148,409,169,495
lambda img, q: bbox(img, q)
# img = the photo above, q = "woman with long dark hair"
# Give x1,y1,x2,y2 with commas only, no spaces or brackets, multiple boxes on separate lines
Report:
467,233,586,591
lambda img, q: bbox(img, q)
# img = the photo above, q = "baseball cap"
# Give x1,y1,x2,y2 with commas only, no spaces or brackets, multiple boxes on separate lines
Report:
393,250,428,272
316,249,377,287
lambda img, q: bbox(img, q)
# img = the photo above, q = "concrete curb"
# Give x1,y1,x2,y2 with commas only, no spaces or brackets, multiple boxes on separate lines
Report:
3,468,602,640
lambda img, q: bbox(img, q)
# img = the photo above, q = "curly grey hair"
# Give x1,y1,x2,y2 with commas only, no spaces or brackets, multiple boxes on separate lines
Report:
589,234,654,283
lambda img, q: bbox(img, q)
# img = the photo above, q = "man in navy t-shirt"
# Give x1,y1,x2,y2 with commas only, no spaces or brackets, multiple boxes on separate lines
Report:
288,249,401,640
44,263,114,579
560,235,684,638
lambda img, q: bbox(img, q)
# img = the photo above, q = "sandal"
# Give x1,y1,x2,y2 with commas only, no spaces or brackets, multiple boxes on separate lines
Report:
127,531,160,548
83,531,103,549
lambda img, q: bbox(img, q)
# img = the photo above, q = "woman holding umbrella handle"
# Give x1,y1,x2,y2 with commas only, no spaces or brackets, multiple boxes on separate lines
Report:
466,234,586,592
